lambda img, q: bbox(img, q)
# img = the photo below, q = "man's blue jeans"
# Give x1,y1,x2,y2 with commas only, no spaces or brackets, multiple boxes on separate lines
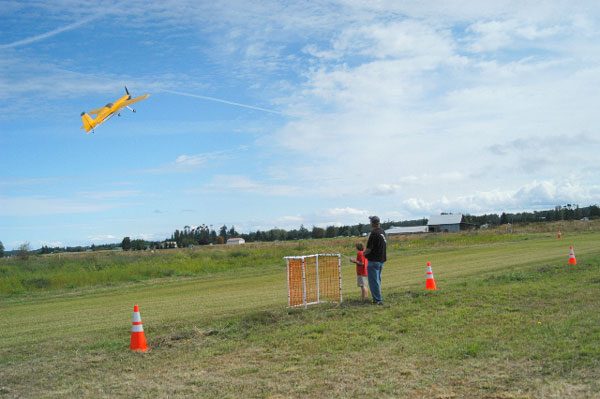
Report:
367,261,384,303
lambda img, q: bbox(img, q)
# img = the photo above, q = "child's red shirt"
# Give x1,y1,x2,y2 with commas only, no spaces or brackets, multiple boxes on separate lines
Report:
356,250,368,276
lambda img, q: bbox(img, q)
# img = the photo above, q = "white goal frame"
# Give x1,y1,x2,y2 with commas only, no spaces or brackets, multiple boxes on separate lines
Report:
284,253,343,308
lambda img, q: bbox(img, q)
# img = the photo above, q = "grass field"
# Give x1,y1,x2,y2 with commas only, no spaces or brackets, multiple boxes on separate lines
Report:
1,227,600,398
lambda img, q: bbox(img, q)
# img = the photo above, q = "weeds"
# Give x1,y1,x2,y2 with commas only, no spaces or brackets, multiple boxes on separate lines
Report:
1,236,600,397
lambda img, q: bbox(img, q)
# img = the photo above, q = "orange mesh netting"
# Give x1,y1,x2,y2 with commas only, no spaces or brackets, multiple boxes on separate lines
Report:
287,258,304,307
286,254,341,307
304,256,319,304
318,255,341,303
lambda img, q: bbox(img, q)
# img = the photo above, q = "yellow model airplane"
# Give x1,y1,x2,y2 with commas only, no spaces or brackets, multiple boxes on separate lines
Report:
81,87,149,133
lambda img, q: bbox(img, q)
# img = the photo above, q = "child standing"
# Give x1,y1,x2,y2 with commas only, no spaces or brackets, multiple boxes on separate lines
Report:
349,243,369,301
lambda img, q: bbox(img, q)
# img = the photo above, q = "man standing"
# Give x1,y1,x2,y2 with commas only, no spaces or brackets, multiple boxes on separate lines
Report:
364,215,387,305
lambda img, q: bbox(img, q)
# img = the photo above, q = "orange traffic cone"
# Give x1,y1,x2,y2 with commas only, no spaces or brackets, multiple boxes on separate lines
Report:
425,261,437,290
568,246,577,265
130,304,148,352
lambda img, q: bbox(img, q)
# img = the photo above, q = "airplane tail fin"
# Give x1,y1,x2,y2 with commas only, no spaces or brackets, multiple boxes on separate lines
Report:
81,112,94,133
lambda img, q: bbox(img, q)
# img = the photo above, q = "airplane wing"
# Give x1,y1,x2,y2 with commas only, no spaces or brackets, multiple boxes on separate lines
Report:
121,94,150,108
88,107,106,116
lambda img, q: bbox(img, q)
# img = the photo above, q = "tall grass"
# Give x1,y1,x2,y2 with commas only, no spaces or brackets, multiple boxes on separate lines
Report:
1,232,599,397
1,222,598,296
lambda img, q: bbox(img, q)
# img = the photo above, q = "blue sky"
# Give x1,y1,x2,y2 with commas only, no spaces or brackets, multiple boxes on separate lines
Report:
1,1,600,249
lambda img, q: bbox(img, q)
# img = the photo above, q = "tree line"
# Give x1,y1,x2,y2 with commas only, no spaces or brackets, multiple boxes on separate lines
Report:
2,204,598,255
461,204,600,226
161,218,429,249
158,204,599,249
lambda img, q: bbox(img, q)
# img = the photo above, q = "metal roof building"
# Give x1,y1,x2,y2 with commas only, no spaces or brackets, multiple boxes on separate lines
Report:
427,214,475,232
385,226,428,235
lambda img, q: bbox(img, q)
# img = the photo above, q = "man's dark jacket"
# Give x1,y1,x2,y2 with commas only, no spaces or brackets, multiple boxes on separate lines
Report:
365,227,387,262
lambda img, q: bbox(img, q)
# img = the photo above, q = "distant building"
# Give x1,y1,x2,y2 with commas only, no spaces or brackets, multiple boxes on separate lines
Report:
385,225,428,235
160,241,178,249
226,237,246,245
427,214,476,232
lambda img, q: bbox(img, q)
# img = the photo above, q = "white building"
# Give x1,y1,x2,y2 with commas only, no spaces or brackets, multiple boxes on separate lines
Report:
226,237,246,245
385,226,428,235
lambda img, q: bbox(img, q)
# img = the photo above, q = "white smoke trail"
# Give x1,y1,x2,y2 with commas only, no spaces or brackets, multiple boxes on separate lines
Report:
160,89,283,115
0,15,101,49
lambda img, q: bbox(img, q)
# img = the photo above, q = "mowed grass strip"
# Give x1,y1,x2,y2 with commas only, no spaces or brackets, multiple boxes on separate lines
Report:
1,231,599,397
1,231,597,349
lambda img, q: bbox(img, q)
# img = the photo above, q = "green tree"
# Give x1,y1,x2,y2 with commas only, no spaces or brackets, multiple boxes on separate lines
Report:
564,204,575,220
298,225,310,239
575,205,583,220
357,223,368,235
131,239,147,250
228,225,238,237
121,237,132,251
312,226,325,239
325,225,338,238
269,229,287,241
293,229,300,240
197,225,210,245
338,226,350,236
0,241,4,257
219,225,228,241
17,242,30,260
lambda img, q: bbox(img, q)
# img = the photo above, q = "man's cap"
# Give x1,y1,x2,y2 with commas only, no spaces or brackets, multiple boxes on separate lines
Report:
369,215,380,224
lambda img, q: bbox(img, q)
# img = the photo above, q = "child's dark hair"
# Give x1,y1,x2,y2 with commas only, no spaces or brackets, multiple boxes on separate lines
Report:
355,242,364,251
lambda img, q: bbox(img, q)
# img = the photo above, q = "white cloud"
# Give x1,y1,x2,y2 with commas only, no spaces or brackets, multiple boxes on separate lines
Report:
278,215,304,223
0,177,64,188
88,235,117,243
146,147,246,173
305,20,455,63
401,180,599,216
0,195,114,216
373,184,400,196
78,190,140,200
136,233,159,241
267,4,600,218
466,19,565,53
217,175,261,191
202,175,300,196
325,207,368,217
40,240,64,248
175,154,208,167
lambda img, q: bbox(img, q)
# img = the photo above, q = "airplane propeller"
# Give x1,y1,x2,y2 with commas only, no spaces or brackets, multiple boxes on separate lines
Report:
122,87,137,113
